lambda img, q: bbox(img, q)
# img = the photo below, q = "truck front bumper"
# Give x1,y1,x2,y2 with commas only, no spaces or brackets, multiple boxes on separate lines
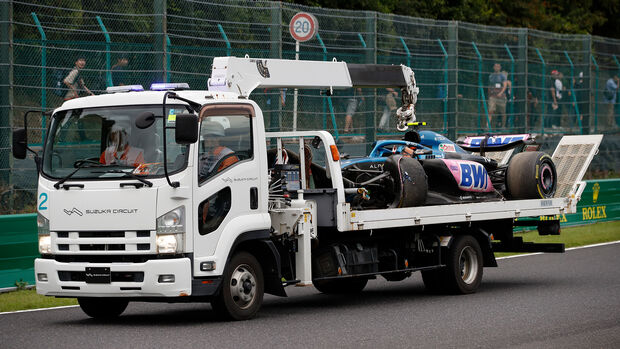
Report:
35,257,192,298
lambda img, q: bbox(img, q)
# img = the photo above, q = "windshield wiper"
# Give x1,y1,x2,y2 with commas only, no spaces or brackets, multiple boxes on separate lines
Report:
54,160,107,189
92,169,153,187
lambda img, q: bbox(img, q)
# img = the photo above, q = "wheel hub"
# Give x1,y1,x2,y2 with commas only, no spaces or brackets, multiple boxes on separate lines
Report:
459,246,479,285
229,264,256,309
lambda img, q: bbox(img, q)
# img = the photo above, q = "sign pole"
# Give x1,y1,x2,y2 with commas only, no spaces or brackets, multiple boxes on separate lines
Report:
293,40,300,131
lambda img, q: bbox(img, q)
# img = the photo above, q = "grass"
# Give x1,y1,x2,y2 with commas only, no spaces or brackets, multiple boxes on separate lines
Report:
0,289,77,313
0,221,619,313
495,220,620,258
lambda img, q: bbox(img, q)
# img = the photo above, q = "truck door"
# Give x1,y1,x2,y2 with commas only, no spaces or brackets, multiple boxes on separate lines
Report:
192,104,264,266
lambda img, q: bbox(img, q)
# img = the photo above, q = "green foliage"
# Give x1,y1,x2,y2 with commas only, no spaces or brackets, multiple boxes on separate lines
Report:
14,279,28,291
286,0,620,38
0,289,77,313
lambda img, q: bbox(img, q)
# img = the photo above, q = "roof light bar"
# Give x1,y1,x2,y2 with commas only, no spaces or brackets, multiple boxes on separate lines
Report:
150,83,190,91
106,85,144,93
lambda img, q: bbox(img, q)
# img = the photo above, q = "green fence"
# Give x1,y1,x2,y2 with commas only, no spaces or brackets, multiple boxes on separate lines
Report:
2,0,620,214
1,180,618,290
0,213,38,290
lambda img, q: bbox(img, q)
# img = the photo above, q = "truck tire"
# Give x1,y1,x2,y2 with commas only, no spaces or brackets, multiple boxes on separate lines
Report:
506,151,556,199
421,235,483,294
77,298,128,319
384,155,428,208
313,277,368,294
211,251,264,321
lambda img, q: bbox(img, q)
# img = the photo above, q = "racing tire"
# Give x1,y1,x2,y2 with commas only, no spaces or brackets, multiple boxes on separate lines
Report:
384,155,428,208
313,277,369,294
78,298,129,319
506,151,557,199
421,235,483,294
211,251,264,321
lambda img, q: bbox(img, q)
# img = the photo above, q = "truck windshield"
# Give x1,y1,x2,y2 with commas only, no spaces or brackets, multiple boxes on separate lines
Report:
42,105,191,180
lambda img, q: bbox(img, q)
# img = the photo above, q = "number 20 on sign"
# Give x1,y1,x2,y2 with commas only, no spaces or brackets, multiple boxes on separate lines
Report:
289,12,318,42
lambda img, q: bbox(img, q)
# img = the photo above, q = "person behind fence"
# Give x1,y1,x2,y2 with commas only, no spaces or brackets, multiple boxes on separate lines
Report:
111,55,129,86
199,121,239,178
63,57,93,101
546,69,565,129
344,88,364,133
487,63,507,129
603,73,619,129
378,88,399,131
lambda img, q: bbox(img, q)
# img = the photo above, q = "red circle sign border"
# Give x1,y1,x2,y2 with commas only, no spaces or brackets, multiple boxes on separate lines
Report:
289,12,318,42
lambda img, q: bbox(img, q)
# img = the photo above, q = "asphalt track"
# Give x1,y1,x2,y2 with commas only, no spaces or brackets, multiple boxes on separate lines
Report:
1,243,619,349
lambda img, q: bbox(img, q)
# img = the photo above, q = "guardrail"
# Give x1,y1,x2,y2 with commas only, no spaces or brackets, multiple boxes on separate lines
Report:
0,180,618,290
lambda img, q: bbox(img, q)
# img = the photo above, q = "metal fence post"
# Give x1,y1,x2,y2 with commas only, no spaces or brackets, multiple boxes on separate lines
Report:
518,28,527,133
96,16,112,88
364,11,377,153
447,21,458,139
316,33,330,131
564,51,582,134
217,24,231,56
437,39,448,133
472,42,489,133
613,55,620,123
0,1,12,185
269,3,282,131
154,0,167,83
591,55,599,133
535,48,546,136
399,37,411,68
31,12,46,137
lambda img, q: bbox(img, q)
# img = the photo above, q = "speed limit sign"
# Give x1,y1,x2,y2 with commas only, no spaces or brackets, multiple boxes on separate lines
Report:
289,12,318,42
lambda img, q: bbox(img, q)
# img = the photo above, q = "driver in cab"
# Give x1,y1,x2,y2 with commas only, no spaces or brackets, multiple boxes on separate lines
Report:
199,121,238,178
99,127,145,167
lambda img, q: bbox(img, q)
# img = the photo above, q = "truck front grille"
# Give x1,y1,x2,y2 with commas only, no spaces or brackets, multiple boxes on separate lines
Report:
52,230,155,255
58,271,145,282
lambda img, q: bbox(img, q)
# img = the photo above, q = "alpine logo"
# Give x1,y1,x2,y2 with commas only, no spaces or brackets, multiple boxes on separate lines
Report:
63,207,83,216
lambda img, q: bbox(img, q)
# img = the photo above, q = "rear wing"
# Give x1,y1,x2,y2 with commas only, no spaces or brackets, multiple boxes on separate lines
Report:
551,135,604,212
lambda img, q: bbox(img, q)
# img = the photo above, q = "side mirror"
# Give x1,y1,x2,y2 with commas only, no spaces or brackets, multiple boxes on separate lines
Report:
12,129,27,159
136,111,156,129
175,114,199,144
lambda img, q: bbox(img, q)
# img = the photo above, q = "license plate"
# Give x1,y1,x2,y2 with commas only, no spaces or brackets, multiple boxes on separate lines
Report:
85,267,111,284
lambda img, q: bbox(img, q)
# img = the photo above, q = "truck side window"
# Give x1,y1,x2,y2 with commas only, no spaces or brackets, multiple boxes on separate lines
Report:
198,114,253,183
198,187,232,235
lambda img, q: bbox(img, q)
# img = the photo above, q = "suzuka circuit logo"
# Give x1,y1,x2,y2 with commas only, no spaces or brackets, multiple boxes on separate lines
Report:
63,208,83,216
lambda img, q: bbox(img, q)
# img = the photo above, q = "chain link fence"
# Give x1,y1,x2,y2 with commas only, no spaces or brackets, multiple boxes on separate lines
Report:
1,0,619,214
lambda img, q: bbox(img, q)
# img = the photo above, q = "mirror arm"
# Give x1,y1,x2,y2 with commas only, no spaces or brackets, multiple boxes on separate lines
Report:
167,92,202,113
162,92,180,188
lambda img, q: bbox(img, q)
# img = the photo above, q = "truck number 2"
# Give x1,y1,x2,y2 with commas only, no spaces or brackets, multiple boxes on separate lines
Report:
39,193,48,211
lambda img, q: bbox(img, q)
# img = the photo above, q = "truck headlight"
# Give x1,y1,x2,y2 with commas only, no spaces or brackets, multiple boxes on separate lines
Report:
156,206,185,254
38,213,51,254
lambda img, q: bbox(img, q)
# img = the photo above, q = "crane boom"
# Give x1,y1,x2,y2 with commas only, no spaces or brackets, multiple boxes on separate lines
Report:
207,56,419,130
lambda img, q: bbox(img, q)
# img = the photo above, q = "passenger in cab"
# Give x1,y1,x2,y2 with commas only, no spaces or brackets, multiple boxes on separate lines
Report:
199,121,239,178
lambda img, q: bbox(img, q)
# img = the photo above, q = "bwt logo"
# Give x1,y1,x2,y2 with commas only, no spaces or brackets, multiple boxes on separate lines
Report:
63,208,83,216
459,163,489,190
469,135,527,147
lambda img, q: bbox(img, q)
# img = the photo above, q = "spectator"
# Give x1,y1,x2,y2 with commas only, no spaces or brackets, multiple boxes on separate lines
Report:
603,73,619,129
501,70,513,129
378,88,399,131
344,88,364,133
487,63,507,130
111,56,129,86
546,70,565,130
571,71,586,132
63,57,93,101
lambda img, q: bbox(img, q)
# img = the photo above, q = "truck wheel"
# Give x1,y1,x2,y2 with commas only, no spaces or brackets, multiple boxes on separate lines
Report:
506,151,556,199
422,235,483,294
211,251,264,321
385,155,428,208
313,277,368,294
77,298,128,319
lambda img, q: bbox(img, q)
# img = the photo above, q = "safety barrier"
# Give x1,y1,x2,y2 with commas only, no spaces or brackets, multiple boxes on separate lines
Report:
0,180,618,289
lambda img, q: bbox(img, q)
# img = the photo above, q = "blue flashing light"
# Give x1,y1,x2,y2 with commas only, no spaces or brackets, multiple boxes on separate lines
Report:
150,83,190,91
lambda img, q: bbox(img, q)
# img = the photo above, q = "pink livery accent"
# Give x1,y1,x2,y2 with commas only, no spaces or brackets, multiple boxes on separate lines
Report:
441,159,494,192
461,134,530,148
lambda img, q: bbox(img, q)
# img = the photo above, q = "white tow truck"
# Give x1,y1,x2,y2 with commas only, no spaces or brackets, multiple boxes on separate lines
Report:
13,57,602,320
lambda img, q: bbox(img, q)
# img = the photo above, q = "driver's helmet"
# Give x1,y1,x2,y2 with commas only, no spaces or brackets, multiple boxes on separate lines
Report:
108,126,129,152
202,121,225,137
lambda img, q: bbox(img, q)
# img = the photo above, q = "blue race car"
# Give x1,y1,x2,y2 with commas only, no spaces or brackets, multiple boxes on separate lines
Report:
341,128,556,209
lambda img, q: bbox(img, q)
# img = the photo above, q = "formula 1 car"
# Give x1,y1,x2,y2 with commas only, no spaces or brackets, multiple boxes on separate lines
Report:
341,127,557,209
